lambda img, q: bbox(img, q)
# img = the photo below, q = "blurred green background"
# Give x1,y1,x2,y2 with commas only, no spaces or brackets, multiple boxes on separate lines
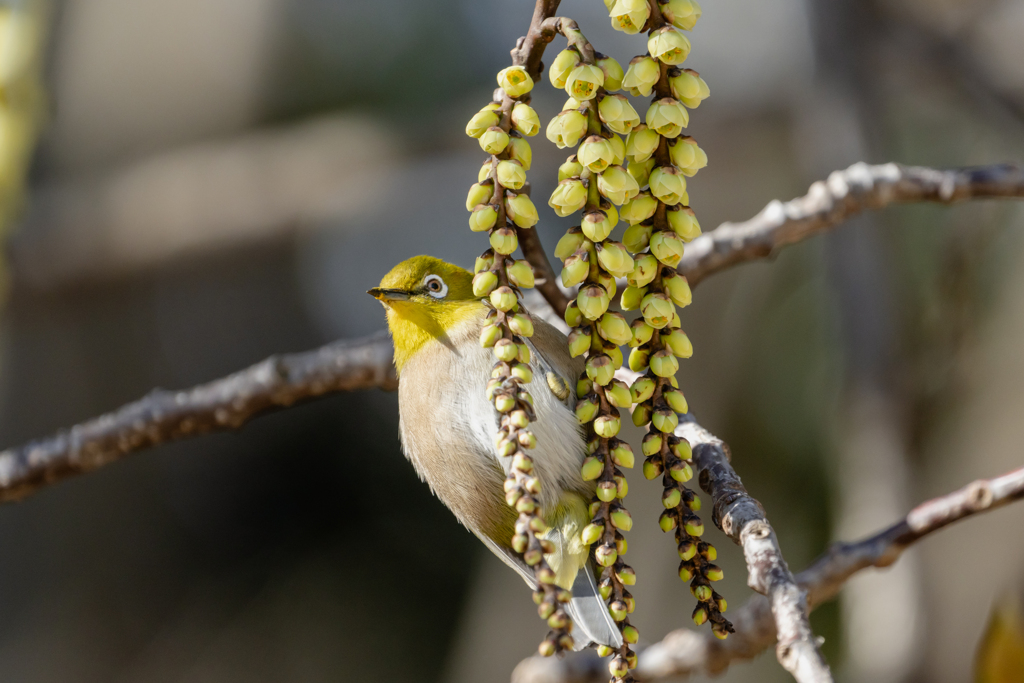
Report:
0,0,1023,681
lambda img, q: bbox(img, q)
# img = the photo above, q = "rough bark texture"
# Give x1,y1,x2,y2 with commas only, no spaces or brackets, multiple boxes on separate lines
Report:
678,162,1024,287
679,416,833,683
0,332,397,503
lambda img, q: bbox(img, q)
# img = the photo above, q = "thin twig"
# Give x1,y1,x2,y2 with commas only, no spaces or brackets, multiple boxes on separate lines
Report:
678,416,833,682
511,465,1024,682
679,161,1024,287
503,0,572,317
0,332,397,503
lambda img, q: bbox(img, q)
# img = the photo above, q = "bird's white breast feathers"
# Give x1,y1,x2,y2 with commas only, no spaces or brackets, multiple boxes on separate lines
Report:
396,314,587,538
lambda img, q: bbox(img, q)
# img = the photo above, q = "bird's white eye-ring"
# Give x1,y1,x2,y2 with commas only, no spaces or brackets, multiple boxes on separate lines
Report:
423,274,448,299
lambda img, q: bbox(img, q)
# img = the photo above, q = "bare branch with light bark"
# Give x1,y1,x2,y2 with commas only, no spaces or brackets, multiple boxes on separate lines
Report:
511,465,1024,683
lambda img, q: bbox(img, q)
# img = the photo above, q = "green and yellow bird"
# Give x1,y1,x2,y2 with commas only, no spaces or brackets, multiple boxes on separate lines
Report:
370,255,620,649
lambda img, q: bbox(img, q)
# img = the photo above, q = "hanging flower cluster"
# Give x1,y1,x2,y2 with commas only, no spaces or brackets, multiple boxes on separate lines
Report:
546,23,644,683
465,66,577,656
607,0,732,644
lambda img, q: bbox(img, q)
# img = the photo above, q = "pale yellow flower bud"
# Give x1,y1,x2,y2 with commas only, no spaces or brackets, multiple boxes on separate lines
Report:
607,383,633,412
597,165,640,205
581,458,604,483
479,126,510,154
497,65,534,98
650,350,680,378
609,0,650,35
627,253,659,287
664,328,693,358
508,260,535,289
549,48,580,89
466,109,500,138
564,300,584,327
466,182,493,211
663,0,701,30
622,221,653,253
469,204,497,232
473,271,498,297
509,312,535,338
507,136,532,170
649,165,688,205
511,102,541,137
628,158,655,187
554,227,586,261
648,26,691,65
578,135,616,173
619,193,654,228
594,414,621,437
548,110,588,149
586,354,615,386
664,388,689,413
670,136,707,176
632,377,657,405
562,96,583,112
565,64,604,101
561,253,589,288
622,56,660,97
568,325,592,357
607,134,626,166
604,341,623,368
597,311,633,345
597,241,634,277
548,178,588,217
670,68,710,108
496,159,526,191
667,205,701,241
582,209,615,242
598,94,640,135
505,193,539,228
641,292,675,328
625,124,660,162
621,285,646,311
477,161,492,183
628,347,650,372
630,318,654,347
475,253,494,274
646,98,689,137
558,155,584,182
578,284,611,320
650,229,685,266
610,508,632,530
596,54,624,92
491,286,519,312
664,271,692,307
587,270,613,298
490,227,519,255
480,323,503,348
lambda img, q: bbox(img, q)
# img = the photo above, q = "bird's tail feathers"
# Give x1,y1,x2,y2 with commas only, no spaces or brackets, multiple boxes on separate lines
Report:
566,561,623,651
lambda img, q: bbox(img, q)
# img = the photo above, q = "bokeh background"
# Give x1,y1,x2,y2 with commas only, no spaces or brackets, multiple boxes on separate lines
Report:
0,0,1023,681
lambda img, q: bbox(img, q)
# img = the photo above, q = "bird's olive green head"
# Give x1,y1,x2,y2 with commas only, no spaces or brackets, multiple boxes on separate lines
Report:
369,255,483,372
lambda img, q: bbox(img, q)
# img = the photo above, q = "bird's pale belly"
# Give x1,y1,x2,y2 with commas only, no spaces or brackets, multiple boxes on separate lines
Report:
396,316,589,545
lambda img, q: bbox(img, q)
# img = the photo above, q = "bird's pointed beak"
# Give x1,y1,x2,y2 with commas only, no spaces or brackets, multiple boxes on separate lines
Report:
368,287,411,302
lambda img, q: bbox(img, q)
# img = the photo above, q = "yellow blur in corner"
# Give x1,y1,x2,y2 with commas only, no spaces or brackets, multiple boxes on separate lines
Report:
976,597,1024,683
0,0,47,238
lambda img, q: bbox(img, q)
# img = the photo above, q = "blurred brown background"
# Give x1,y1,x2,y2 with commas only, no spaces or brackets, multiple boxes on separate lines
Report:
1,0,1023,681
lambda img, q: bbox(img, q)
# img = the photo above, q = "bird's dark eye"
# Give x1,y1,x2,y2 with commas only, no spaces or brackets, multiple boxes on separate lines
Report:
423,274,448,299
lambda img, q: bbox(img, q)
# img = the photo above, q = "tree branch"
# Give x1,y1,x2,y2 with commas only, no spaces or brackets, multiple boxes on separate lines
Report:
0,332,397,503
678,416,833,682
2,161,1022,505
679,161,1024,287
511,465,1024,682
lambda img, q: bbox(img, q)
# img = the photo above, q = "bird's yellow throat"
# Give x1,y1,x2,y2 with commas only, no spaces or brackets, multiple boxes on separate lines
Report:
385,299,485,372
